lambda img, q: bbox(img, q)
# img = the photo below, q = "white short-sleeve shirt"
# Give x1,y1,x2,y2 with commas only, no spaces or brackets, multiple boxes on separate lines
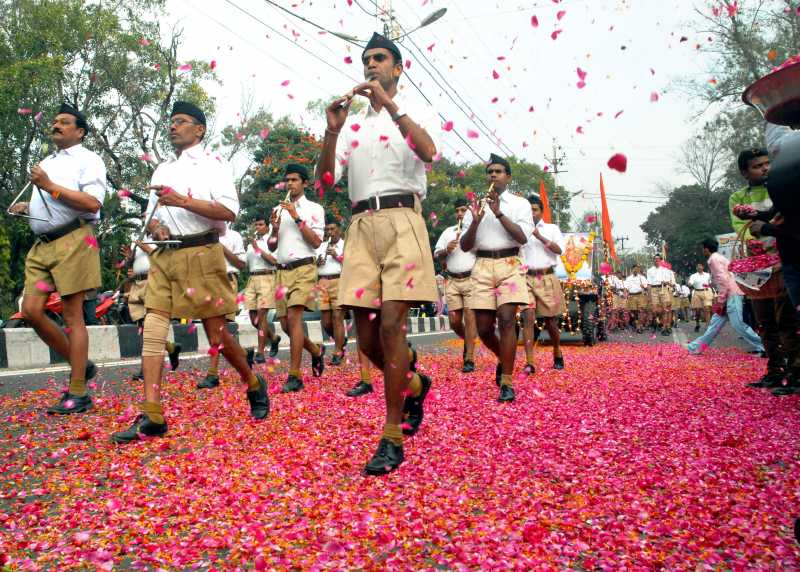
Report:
245,234,275,272
28,144,107,234
462,190,534,251
522,220,566,270
433,224,476,274
332,91,440,203
220,228,245,274
272,195,325,265
145,144,239,237
316,238,345,277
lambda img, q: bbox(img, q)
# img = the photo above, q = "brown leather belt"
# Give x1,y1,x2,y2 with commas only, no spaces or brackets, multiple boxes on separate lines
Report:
476,247,519,259
133,273,148,281
250,269,275,276
164,231,219,249
227,272,239,281
352,193,415,215
36,218,84,243
527,267,555,277
447,270,472,279
277,257,314,271
319,273,341,280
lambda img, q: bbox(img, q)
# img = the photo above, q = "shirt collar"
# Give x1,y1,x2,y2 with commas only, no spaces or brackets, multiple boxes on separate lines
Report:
365,89,406,117
56,143,84,156
178,143,206,161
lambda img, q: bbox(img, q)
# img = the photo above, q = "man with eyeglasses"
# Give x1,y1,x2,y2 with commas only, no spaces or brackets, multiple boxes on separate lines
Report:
111,101,269,443
316,218,346,366
317,32,439,475
9,103,106,415
268,163,326,394
460,154,533,403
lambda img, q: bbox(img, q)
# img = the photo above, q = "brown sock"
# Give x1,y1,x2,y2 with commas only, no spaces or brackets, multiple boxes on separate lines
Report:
407,347,414,363
408,373,422,397
500,374,513,387
465,347,474,361
381,422,403,445
141,400,165,424
289,368,301,378
246,374,261,391
525,344,535,365
207,365,218,376
165,341,175,354
68,378,87,397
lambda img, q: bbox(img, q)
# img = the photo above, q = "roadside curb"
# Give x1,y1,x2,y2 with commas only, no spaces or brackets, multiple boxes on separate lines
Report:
0,316,451,370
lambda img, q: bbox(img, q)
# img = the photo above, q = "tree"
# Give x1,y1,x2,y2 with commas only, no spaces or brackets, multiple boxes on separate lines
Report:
0,0,217,315
640,184,733,277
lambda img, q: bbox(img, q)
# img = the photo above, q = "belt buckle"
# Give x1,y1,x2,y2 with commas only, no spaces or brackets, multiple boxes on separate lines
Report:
38,234,51,244
369,196,380,212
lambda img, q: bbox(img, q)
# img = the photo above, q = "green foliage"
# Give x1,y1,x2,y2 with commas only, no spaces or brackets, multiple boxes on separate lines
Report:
640,185,733,277
0,0,216,316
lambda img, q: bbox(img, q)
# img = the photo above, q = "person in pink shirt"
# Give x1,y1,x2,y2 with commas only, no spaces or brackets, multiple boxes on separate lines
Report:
687,238,764,365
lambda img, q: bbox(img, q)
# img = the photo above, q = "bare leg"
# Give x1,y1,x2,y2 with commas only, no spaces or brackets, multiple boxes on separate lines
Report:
332,309,346,355
22,294,72,362
545,316,561,359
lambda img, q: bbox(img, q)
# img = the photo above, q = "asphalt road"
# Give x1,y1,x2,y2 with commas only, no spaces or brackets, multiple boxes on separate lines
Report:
0,316,755,396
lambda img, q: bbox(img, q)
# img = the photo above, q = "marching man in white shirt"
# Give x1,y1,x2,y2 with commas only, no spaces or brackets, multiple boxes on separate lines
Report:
268,164,326,394
243,213,282,363
434,198,477,373
197,223,246,389
521,195,566,372
318,32,438,475
624,265,649,333
111,101,269,443
646,254,676,336
688,262,713,332
460,154,534,403
10,103,106,415
316,219,346,366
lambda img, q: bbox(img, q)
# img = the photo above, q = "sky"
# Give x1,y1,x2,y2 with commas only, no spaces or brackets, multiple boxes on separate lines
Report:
163,0,727,250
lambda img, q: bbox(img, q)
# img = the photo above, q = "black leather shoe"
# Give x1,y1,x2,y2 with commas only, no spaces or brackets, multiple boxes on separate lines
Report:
461,360,475,373
269,335,281,358
330,352,344,366
46,392,93,415
346,381,374,397
495,363,502,387
197,373,220,389
168,343,182,371
247,374,270,419
553,356,565,370
246,348,255,369
772,383,800,396
85,360,97,382
364,438,404,476
747,373,785,388
281,375,304,393
402,374,432,436
498,384,515,403
254,352,266,364
694,324,700,332
660,329,670,337
312,345,326,377
522,363,535,376
131,369,143,381
110,414,167,444
409,342,418,372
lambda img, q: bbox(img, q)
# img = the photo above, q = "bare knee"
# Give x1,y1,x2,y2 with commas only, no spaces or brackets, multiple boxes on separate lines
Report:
21,297,45,322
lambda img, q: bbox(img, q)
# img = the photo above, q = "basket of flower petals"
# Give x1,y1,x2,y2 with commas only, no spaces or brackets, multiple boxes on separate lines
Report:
729,222,784,299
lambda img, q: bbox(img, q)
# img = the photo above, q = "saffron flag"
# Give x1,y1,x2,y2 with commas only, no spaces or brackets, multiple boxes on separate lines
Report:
539,180,552,224
599,174,618,260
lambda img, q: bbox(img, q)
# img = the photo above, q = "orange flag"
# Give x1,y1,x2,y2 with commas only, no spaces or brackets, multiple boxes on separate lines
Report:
599,173,618,260
539,180,552,224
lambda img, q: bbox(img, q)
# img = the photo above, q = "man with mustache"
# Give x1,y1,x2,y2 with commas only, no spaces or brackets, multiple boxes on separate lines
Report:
10,103,106,414
317,32,439,475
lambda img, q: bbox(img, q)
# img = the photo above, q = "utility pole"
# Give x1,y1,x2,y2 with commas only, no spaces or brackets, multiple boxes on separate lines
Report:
543,139,567,227
615,235,629,252
378,0,401,39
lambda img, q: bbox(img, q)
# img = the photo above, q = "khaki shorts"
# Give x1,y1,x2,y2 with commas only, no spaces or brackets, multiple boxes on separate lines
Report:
276,262,317,318
627,293,648,311
526,271,564,318
145,243,236,320
24,222,101,297
244,273,276,311
649,285,673,310
318,276,341,311
468,256,529,310
612,294,626,310
445,275,472,311
691,289,714,309
128,278,148,323
338,198,437,309
681,297,690,309
225,273,239,321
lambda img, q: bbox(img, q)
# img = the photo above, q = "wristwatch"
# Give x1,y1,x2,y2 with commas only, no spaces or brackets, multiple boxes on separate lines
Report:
496,212,505,220
390,106,407,122
293,217,303,225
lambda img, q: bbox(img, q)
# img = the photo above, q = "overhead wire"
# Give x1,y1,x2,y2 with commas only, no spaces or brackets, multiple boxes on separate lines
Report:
258,0,485,160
